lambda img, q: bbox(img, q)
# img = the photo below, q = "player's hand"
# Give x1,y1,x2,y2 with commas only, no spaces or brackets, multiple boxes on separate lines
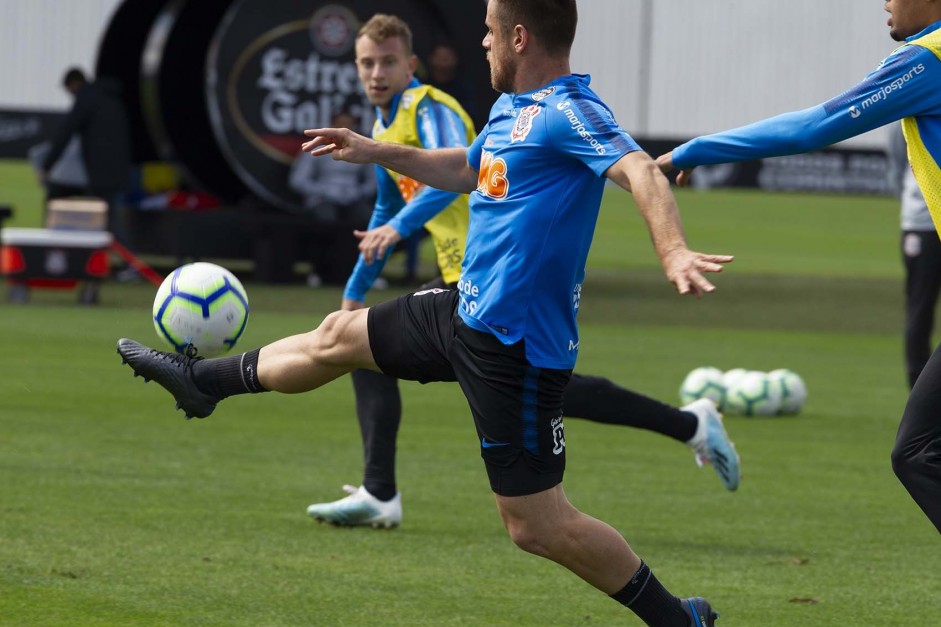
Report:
302,127,374,164
341,298,365,311
354,224,403,264
661,247,733,298
655,152,695,187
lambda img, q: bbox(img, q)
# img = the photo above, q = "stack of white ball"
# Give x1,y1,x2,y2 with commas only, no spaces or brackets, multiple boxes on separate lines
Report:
679,367,807,417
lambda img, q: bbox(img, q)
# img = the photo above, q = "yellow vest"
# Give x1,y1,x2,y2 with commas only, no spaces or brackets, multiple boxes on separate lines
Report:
902,28,941,230
373,85,474,283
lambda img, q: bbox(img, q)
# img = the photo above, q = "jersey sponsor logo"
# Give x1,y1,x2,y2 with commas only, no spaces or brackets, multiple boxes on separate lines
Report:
573,282,582,311
511,104,541,143
531,86,556,102
457,277,481,315
568,339,579,351
551,415,565,455
558,102,607,155
477,150,509,199
857,63,925,115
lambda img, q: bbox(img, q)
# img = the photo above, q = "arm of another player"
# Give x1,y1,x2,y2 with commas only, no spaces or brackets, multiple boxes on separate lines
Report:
302,128,478,194
341,167,404,310
605,151,733,298
657,44,941,186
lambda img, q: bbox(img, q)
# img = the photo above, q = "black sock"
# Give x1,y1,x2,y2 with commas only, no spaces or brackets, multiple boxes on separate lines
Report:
563,374,698,442
193,348,268,398
611,561,689,626
352,369,401,502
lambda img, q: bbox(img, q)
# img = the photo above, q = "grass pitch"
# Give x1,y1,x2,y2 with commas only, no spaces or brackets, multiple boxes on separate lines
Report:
1,160,940,625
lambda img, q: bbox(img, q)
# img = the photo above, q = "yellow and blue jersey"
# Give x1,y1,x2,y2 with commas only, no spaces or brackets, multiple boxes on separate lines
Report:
463,74,640,369
343,79,474,301
672,20,941,230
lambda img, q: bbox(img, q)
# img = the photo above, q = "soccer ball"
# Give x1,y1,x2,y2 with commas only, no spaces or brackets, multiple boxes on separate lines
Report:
153,262,249,357
768,368,808,415
722,368,748,390
679,366,727,408
725,370,782,417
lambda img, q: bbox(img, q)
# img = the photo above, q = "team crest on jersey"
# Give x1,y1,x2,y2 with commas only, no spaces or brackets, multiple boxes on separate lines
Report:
511,104,541,143
531,86,555,102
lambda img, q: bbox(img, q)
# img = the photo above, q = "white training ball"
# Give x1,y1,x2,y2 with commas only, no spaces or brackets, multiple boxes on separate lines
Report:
725,370,782,417
722,368,748,390
679,366,727,408
768,369,808,415
153,262,250,358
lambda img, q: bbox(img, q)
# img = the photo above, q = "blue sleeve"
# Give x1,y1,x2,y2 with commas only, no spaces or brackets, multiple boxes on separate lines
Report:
342,167,404,302
673,45,941,168
548,97,641,176
385,96,468,237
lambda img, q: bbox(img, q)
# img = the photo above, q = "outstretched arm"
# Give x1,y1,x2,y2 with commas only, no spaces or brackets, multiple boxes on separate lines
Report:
658,43,941,186
302,128,478,194
605,151,733,298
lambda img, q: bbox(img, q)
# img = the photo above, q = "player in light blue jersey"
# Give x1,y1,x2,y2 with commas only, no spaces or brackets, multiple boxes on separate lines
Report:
657,0,941,536
117,2,730,624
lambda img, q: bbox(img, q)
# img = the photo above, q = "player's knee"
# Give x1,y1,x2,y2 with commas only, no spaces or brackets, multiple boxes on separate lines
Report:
891,438,920,482
502,517,553,558
311,310,358,361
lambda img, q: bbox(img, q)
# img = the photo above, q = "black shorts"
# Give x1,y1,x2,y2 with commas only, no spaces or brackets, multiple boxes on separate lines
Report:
367,289,571,496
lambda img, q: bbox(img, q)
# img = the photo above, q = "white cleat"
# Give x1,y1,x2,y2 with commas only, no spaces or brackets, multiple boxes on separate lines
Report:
683,398,741,492
306,485,402,529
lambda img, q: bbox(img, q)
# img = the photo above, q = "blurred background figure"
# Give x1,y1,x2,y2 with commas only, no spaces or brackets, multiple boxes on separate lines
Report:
289,108,375,287
28,135,87,207
424,42,476,126
40,67,132,246
887,122,941,389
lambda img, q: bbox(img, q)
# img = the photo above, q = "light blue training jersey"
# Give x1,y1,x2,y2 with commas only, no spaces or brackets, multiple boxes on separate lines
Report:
462,74,640,369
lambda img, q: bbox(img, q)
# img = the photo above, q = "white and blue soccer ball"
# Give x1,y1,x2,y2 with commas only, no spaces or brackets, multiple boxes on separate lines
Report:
768,368,808,415
153,262,249,357
721,368,748,391
679,366,727,408
725,370,782,417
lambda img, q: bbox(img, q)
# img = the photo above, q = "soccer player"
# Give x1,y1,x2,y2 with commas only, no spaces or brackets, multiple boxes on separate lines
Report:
310,13,740,529
657,0,941,536
887,122,941,390
118,1,731,624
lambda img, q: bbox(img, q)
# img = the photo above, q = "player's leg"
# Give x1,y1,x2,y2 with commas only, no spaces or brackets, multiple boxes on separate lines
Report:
306,370,404,527
450,323,717,625
902,230,941,388
352,370,402,501
564,374,740,491
117,308,378,418
495,486,716,626
892,344,941,534
564,374,696,440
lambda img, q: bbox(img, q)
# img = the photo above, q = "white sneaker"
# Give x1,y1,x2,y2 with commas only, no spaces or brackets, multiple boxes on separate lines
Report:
683,398,741,492
306,484,402,528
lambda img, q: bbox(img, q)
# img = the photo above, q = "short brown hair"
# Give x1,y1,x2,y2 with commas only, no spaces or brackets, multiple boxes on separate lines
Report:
357,14,413,54
493,0,577,57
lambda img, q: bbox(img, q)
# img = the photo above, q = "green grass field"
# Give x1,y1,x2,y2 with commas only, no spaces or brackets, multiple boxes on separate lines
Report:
2,159,940,626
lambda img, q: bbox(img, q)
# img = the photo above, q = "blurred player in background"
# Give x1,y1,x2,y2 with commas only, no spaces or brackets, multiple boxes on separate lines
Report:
887,122,941,390
306,12,739,530
657,0,941,535
118,1,732,623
